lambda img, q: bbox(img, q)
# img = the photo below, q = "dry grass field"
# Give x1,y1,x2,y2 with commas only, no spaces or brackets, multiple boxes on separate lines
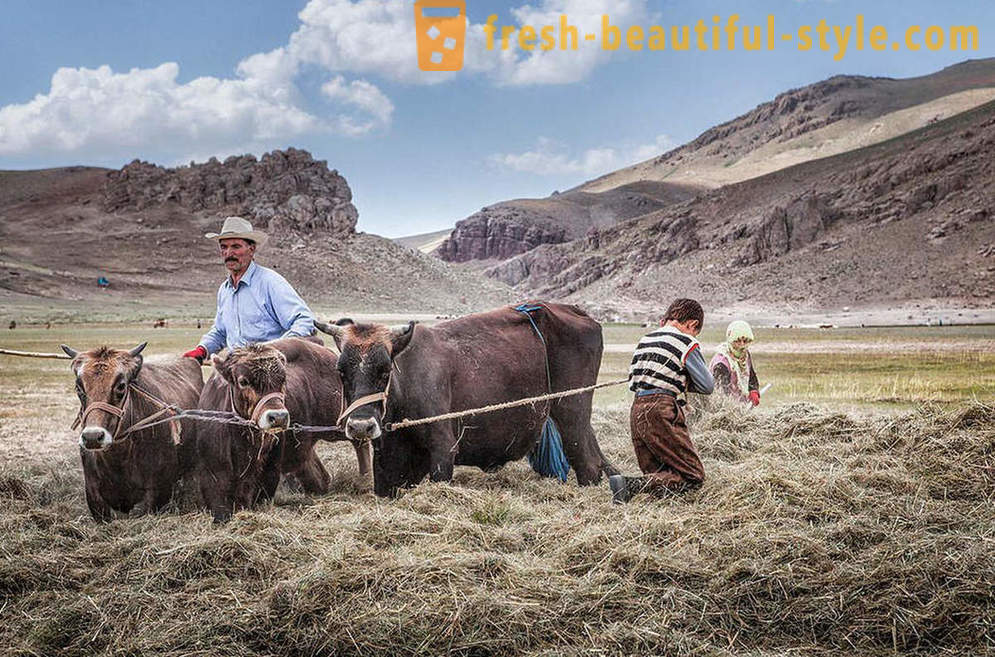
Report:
0,323,993,656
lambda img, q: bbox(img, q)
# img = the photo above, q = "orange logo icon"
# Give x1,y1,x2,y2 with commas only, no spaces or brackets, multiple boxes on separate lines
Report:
414,0,467,71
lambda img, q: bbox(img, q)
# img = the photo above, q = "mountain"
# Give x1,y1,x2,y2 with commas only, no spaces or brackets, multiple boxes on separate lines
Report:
392,228,453,254
488,97,995,318
0,150,511,324
431,58,995,268
434,181,700,263
579,58,995,193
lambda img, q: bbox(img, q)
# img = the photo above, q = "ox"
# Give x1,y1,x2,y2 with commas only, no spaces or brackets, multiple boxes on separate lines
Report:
316,302,615,497
60,343,204,521
195,337,360,523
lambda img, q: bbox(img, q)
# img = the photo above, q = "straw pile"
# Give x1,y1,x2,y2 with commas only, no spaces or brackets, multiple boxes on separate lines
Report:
1,400,992,656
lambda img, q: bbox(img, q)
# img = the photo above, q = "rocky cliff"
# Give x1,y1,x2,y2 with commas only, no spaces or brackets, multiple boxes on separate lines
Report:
435,181,699,263
102,147,358,239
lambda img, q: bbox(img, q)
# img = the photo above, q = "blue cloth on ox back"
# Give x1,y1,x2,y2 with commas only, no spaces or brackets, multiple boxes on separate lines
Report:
514,303,570,483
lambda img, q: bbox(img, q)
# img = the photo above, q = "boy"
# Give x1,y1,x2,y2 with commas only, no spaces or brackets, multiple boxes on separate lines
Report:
610,298,715,503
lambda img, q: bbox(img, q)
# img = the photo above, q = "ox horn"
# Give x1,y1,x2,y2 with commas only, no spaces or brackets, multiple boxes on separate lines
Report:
314,320,345,339
60,344,78,358
388,323,413,339
388,321,416,356
129,342,148,357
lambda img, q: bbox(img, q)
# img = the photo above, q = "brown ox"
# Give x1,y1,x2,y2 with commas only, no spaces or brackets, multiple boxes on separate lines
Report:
194,338,358,523
60,343,204,521
316,301,615,497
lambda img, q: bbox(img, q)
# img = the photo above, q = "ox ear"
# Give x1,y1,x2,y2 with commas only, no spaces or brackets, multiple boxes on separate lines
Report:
212,353,234,384
314,320,346,350
389,321,415,357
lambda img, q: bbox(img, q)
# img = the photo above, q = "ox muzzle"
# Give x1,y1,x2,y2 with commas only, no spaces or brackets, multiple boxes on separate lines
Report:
339,390,389,442
229,387,289,431
346,414,382,442
74,398,128,451
79,425,114,450
250,392,290,431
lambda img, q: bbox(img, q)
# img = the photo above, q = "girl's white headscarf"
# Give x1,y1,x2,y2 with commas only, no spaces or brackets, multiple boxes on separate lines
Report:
715,320,754,396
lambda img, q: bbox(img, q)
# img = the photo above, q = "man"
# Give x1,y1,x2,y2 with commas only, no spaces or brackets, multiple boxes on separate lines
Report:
609,298,715,503
183,216,315,362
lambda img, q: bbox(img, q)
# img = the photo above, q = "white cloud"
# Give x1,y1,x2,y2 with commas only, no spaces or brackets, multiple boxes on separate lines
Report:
262,0,654,86
0,59,392,160
285,0,448,83
494,0,654,85
489,134,675,176
321,76,394,136
0,63,327,160
0,0,653,161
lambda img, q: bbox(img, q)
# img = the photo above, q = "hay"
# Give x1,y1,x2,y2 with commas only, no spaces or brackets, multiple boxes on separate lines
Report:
0,401,992,656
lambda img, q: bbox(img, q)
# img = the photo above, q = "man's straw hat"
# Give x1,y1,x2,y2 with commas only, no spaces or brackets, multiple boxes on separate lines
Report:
204,216,269,248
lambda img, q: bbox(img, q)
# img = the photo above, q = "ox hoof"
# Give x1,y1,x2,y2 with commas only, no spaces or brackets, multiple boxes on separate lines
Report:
610,475,646,504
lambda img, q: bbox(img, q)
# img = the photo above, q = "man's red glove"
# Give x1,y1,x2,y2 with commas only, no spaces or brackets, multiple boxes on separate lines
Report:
183,345,207,363
748,390,760,406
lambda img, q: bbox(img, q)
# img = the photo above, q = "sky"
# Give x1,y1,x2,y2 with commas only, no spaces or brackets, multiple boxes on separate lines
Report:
0,0,992,237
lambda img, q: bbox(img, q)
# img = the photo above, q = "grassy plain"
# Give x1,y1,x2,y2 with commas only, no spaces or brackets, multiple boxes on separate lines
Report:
0,322,992,656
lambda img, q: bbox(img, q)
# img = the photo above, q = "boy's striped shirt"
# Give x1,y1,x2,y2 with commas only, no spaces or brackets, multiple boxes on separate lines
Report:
628,326,701,394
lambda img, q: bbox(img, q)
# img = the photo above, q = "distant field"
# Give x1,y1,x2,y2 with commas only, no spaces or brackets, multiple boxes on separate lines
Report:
3,323,993,417
0,322,992,656
602,323,994,407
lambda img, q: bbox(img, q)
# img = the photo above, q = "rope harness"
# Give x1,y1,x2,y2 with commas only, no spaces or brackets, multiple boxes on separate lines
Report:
228,387,287,426
514,303,553,390
337,371,392,426
72,383,183,443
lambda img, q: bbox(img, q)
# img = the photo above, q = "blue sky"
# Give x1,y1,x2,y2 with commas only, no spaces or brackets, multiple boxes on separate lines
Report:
0,0,992,237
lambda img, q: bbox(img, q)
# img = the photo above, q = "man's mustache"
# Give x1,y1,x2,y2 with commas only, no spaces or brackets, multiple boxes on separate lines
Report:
225,257,238,263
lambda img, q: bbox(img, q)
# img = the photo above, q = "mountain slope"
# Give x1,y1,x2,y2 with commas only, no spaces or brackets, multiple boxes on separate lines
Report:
393,228,454,254
434,180,701,263
0,151,512,323
580,58,995,193
488,98,995,317
430,59,995,268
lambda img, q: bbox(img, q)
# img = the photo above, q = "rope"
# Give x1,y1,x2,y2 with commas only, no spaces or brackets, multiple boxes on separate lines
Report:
0,348,71,359
70,380,630,436
514,304,552,390
131,408,348,440
384,377,628,431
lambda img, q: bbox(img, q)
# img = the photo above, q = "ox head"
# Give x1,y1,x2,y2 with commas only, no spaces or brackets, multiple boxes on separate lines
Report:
212,344,290,431
61,343,146,450
315,319,415,441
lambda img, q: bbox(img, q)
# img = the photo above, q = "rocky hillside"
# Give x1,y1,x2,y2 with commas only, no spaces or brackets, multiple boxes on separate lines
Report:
581,58,995,193
0,150,511,323
102,148,358,239
431,59,995,270
435,181,699,263
490,98,995,318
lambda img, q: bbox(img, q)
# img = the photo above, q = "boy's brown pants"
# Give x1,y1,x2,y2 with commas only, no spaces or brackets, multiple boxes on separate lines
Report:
629,394,704,493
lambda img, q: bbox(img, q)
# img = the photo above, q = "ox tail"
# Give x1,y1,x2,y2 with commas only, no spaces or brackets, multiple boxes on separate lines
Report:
528,417,570,483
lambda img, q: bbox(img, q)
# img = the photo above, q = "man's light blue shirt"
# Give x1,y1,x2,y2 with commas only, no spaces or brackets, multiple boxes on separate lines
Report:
198,261,315,354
